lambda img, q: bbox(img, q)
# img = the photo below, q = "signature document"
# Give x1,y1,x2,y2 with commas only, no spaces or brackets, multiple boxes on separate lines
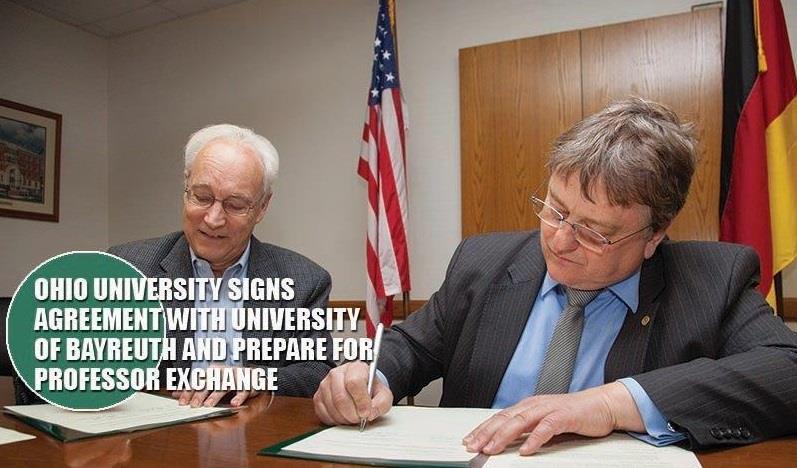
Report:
484,432,700,467
5,392,234,440
280,406,493,465
0,426,35,445
268,406,700,467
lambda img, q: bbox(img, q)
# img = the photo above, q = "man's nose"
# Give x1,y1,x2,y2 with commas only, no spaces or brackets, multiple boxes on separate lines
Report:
203,201,227,228
549,223,579,254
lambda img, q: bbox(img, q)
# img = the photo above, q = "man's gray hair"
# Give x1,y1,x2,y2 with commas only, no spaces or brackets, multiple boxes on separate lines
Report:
547,97,697,232
184,124,279,196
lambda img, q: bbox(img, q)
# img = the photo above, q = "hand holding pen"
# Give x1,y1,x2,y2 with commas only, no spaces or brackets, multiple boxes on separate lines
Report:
312,323,394,427
360,323,384,431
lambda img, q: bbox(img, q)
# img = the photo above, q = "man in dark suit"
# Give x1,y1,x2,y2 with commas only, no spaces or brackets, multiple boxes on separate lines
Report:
16,124,333,407
313,97,797,452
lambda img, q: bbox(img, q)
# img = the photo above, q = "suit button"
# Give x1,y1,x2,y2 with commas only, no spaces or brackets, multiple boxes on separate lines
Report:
732,428,742,438
710,427,722,439
741,428,751,439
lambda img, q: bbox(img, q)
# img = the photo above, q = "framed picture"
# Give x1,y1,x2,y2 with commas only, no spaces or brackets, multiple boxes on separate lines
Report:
0,98,61,222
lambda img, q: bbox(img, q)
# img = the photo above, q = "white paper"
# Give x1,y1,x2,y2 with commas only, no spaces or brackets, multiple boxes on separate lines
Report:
0,426,35,445
4,392,230,435
483,433,701,468
283,406,498,463
284,407,700,468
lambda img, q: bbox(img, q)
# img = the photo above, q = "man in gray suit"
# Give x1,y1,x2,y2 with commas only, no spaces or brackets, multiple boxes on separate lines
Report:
14,124,333,407
313,98,797,452
15,124,334,407
124,123,335,407
123,124,334,406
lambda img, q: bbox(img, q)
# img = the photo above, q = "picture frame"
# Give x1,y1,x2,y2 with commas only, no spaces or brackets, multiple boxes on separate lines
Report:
0,98,61,222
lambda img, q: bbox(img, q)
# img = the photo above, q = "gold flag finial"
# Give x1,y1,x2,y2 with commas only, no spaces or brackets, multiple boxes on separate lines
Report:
754,0,769,72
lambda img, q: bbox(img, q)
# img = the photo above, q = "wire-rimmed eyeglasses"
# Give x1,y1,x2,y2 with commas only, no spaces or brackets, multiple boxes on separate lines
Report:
530,195,652,253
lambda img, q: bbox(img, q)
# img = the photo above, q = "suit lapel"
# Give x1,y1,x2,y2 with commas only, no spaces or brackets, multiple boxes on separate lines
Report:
605,249,664,381
159,235,195,370
465,236,546,407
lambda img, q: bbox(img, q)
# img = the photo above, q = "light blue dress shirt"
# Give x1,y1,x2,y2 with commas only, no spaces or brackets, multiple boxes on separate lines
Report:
189,241,250,369
492,271,685,446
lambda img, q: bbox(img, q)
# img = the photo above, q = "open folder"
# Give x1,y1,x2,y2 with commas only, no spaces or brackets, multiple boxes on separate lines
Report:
4,392,235,442
260,406,490,467
259,406,701,467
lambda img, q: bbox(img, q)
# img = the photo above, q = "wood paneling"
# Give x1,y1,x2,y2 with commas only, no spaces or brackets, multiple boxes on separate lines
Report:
785,297,797,320
580,8,723,240
460,32,582,236
460,8,723,241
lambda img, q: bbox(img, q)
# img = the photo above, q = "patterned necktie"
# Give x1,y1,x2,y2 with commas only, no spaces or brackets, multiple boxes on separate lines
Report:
534,286,603,395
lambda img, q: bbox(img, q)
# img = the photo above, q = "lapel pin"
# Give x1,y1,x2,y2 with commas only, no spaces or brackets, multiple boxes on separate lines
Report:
641,315,651,326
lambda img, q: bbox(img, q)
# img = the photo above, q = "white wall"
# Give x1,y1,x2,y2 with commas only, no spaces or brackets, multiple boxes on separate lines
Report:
108,0,374,299
0,1,108,296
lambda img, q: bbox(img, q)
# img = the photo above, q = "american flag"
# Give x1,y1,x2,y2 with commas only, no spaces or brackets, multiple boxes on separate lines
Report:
357,0,410,337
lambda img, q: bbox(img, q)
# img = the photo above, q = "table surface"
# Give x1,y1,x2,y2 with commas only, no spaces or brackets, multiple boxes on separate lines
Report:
0,378,795,467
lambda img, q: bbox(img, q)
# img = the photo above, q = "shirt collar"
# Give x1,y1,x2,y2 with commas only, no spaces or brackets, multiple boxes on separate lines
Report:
540,269,641,313
189,239,251,279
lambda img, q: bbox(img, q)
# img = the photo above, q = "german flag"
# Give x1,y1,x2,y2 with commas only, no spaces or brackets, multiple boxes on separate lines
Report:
720,0,797,309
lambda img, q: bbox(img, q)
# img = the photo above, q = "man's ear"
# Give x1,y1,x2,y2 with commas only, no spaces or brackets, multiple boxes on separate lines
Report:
254,193,272,224
644,224,669,259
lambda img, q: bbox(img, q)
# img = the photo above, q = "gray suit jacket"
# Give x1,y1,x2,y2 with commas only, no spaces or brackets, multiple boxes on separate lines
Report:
378,231,797,449
109,232,335,397
14,232,334,403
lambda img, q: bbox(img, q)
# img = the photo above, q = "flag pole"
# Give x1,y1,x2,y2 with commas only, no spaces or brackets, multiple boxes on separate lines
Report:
388,0,399,72
395,1,409,331
774,272,784,320
402,291,415,406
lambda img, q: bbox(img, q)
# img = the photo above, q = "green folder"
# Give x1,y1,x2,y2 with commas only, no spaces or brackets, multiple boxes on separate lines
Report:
4,394,237,442
258,426,486,467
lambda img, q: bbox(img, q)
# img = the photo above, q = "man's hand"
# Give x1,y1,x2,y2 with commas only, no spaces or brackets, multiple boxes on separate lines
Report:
171,388,256,408
313,361,393,425
462,382,644,455
171,365,257,408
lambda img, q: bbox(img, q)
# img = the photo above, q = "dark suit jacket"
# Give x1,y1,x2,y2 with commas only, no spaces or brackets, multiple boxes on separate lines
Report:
378,231,797,449
15,232,334,403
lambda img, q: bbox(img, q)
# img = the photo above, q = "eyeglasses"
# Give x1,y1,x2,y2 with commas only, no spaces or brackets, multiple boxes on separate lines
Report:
184,187,263,217
530,195,652,253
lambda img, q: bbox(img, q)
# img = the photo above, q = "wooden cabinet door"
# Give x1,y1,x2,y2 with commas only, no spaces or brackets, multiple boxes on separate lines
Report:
460,8,722,240
580,8,722,240
460,31,582,236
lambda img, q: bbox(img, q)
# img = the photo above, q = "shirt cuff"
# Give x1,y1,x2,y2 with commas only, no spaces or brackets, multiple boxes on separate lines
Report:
375,369,390,389
618,377,686,446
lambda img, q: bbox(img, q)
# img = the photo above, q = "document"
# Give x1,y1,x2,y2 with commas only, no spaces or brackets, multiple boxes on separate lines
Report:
265,406,497,466
0,426,35,445
4,392,234,440
484,433,700,467
262,406,701,467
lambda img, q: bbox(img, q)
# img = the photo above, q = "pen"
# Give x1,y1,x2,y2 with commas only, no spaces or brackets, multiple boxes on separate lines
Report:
360,322,384,432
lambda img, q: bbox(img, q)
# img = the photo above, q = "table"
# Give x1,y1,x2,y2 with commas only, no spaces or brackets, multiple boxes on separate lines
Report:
0,377,794,467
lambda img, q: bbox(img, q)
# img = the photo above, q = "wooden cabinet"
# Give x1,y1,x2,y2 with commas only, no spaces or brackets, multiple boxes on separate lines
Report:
460,8,722,240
